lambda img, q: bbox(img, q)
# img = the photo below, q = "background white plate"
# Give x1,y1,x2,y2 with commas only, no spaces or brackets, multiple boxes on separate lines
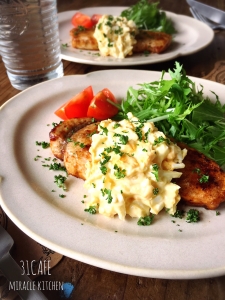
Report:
1,70,225,279
58,7,214,66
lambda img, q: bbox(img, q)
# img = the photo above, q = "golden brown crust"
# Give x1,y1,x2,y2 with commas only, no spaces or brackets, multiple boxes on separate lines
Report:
49,118,93,161
70,27,172,54
174,144,225,210
64,123,99,179
70,28,98,50
133,30,172,54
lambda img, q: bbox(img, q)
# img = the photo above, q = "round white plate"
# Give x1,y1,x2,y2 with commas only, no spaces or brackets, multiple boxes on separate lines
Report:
58,7,214,66
1,70,225,279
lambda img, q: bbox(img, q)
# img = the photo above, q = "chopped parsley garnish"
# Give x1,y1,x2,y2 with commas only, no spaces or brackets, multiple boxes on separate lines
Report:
84,206,98,214
143,50,150,56
199,174,209,183
153,136,170,145
171,209,185,219
153,188,159,195
193,168,201,174
113,123,121,129
137,214,154,226
151,164,159,181
54,175,67,190
113,133,129,145
135,123,144,140
186,209,200,223
101,188,113,203
100,165,107,175
100,125,108,136
87,131,97,137
104,146,122,156
114,164,126,179
36,141,50,149
34,155,41,161
59,194,66,198
49,162,67,172
100,153,111,165
193,168,209,183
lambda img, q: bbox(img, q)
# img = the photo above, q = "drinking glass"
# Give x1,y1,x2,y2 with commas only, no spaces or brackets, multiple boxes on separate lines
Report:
0,0,63,90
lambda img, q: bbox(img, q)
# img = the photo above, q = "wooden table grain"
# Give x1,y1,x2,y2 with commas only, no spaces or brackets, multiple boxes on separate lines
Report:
1,0,225,299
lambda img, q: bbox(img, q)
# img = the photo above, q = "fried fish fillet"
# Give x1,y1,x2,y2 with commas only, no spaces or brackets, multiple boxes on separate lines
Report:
64,122,98,179
50,121,225,210
174,144,225,210
49,118,93,160
70,28,172,54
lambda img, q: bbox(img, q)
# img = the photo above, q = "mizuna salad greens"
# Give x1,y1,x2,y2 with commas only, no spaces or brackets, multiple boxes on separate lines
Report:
121,0,176,34
114,62,225,168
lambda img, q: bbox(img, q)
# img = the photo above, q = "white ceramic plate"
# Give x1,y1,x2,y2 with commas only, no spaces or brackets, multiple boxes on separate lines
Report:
1,70,225,279
58,7,214,66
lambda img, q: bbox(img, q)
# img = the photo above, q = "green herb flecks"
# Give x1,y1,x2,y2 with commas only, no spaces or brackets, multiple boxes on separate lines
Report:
36,141,50,149
151,164,159,181
84,205,98,214
100,125,108,136
171,209,185,219
153,188,159,195
49,162,67,172
153,136,170,145
186,209,200,223
199,174,209,183
193,168,210,183
114,164,126,179
114,133,129,145
137,214,154,226
54,175,67,190
101,188,113,203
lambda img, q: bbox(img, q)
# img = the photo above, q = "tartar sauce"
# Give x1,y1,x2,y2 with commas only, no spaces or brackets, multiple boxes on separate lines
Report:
84,113,187,220
93,15,138,58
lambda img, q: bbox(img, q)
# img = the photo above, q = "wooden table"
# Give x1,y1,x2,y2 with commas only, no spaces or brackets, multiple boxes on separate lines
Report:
1,0,225,299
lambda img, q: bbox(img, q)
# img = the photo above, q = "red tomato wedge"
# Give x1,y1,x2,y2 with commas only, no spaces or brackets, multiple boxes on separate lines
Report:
71,12,94,29
91,14,102,25
54,103,68,120
54,86,94,120
87,88,119,120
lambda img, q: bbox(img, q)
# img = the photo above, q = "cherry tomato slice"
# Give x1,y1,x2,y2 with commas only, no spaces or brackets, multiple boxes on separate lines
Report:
54,86,94,120
71,12,94,29
87,88,118,120
91,14,102,26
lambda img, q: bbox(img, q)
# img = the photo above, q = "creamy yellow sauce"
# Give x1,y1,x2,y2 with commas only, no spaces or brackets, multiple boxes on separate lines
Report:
93,15,138,58
84,113,187,220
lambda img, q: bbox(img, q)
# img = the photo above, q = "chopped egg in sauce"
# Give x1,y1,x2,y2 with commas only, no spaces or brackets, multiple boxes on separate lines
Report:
93,15,138,58
84,113,187,220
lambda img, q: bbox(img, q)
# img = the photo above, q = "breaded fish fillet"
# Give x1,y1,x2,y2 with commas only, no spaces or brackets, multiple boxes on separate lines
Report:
64,123,98,179
50,121,225,210
174,145,225,210
70,28,172,54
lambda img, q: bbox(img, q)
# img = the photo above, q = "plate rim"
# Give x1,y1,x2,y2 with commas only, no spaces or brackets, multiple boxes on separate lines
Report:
1,69,225,280
58,7,214,66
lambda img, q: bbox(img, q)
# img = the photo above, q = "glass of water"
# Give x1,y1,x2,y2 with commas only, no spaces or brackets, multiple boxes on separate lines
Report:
0,0,63,90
